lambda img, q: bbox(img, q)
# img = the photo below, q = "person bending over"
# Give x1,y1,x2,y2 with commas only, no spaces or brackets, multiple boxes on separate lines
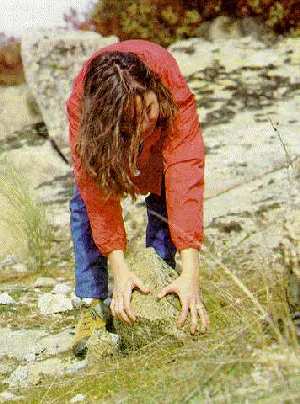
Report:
66,39,209,357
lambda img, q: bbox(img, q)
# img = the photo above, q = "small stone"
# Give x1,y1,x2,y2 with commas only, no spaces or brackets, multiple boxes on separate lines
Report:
0,255,18,268
70,393,86,403
86,329,120,364
70,293,82,309
33,277,56,288
0,362,13,375
7,365,30,388
7,358,67,388
66,360,88,374
0,391,24,402
52,283,72,295
0,292,16,305
38,293,73,314
290,75,300,85
12,263,28,273
24,352,36,363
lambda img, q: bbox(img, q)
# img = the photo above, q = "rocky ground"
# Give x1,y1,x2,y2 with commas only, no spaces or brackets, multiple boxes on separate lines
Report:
0,17,299,402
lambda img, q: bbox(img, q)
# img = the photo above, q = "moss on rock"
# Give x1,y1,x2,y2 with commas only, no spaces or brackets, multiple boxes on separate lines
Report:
113,247,195,351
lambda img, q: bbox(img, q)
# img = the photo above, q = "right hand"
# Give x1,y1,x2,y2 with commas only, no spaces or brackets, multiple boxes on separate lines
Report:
110,266,150,326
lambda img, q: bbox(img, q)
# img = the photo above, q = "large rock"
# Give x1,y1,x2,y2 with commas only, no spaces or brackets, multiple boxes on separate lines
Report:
0,83,42,142
85,247,197,361
21,28,118,161
112,247,195,351
169,34,300,266
277,205,300,316
0,131,71,260
19,27,300,280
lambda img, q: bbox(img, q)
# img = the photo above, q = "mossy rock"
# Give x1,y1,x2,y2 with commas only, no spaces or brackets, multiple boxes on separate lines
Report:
86,329,120,365
113,247,194,351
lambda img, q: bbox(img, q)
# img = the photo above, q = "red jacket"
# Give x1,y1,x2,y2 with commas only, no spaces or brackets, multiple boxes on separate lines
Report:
66,39,205,256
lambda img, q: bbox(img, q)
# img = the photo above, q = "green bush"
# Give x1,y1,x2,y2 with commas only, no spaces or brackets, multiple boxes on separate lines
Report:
89,0,202,47
234,0,300,32
0,39,25,86
88,0,300,46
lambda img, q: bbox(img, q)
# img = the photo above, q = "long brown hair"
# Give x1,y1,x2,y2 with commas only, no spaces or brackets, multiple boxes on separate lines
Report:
75,51,179,201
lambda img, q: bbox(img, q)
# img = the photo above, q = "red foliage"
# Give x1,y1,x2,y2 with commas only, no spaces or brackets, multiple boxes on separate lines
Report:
0,34,24,85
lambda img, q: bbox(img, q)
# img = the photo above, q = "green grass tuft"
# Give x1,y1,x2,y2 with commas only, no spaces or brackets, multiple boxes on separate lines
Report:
0,156,55,271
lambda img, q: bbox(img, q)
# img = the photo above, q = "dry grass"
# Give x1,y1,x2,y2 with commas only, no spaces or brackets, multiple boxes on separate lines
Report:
0,156,55,271
9,236,299,403
0,108,298,401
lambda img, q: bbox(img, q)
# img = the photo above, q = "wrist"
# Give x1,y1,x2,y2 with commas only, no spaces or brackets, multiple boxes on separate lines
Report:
181,266,200,280
180,248,200,279
108,250,128,276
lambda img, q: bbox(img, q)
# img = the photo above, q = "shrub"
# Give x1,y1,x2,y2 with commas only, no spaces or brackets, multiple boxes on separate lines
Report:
234,0,300,32
88,0,203,47
0,34,25,86
87,0,299,45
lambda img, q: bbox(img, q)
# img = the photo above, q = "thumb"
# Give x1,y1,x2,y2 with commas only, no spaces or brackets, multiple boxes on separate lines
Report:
133,276,150,294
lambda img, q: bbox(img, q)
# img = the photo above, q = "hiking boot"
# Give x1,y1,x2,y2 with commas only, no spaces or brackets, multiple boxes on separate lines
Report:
72,298,110,358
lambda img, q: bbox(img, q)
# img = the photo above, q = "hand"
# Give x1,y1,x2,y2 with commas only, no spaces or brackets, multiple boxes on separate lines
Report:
156,273,209,335
110,267,151,326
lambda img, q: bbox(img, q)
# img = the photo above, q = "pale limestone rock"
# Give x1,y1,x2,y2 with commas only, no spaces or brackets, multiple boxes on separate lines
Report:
6,357,67,388
37,292,73,314
0,390,24,402
33,277,56,288
36,328,74,356
0,328,46,360
21,28,118,160
70,394,86,403
0,293,16,305
52,282,72,295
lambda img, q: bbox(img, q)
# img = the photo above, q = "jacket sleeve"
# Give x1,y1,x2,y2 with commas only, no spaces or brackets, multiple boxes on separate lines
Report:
66,92,127,257
161,60,205,251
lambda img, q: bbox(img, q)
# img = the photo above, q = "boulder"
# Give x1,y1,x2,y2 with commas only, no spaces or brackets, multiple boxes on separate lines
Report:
277,205,300,316
85,247,196,361
0,83,42,142
112,247,194,351
21,28,118,161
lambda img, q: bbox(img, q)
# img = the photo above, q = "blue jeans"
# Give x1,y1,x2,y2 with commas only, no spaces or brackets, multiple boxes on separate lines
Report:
69,175,177,299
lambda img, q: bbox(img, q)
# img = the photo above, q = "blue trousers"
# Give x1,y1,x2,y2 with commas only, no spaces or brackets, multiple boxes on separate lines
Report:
69,175,177,299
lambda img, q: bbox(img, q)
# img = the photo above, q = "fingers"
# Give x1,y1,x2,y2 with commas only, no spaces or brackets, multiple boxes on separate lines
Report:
124,289,136,323
157,284,176,299
190,304,199,335
110,273,150,326
110,299,116,318
176,300,210,335
133,276,150,294
111,293,132,326
177,303,189,328
196,302,210,331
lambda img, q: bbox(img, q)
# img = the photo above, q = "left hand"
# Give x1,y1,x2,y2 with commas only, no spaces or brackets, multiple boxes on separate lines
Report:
156,273,209,335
